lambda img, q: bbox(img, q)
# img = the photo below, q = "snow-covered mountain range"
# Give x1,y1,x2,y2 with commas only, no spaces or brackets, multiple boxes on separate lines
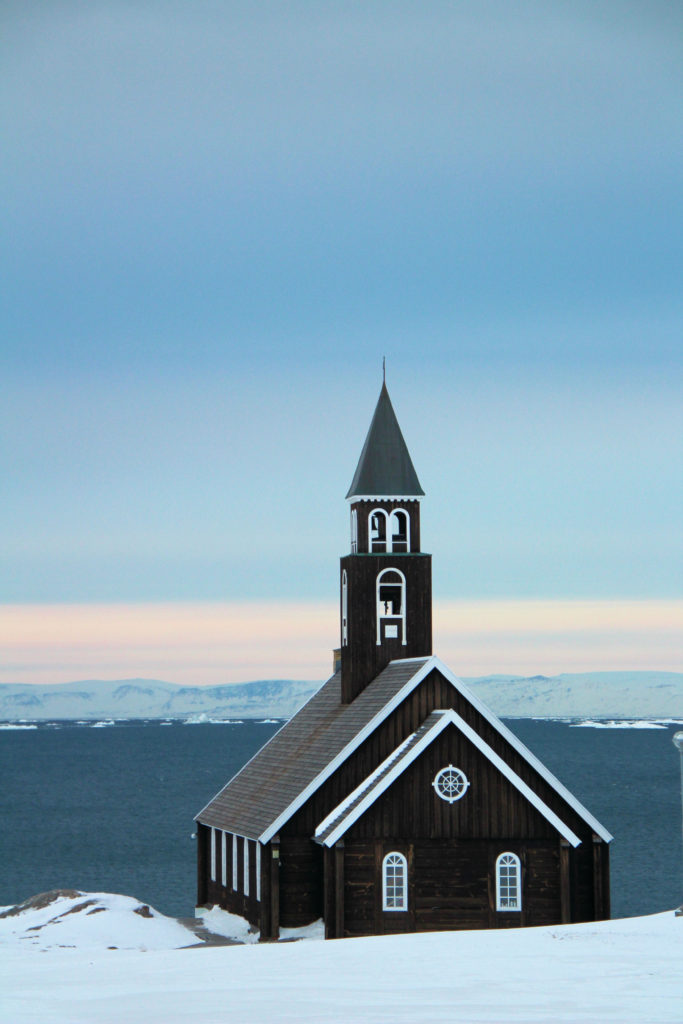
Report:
0,678,317,722
0,670,681,721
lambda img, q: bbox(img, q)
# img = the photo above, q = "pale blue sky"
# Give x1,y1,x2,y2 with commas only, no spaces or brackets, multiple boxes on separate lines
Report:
2,1,682,610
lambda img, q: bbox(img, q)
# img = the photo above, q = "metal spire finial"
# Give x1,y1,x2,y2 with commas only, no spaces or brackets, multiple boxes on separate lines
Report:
382,356,386,384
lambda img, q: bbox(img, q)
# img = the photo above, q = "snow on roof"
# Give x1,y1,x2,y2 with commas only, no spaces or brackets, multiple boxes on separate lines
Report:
198,654,612,844
315,709,582,847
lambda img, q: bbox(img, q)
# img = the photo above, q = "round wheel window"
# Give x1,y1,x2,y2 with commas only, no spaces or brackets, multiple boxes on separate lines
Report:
432,765,469,803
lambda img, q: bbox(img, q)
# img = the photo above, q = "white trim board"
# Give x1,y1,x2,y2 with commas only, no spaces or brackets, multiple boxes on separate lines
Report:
347,495,423,503
315,709,582,848
259,654,612,845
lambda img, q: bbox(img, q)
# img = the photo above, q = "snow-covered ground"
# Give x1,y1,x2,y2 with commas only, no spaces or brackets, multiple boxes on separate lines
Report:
1,892,681,1023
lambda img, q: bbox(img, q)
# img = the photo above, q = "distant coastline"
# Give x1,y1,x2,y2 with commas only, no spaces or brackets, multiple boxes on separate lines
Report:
1,670,681,722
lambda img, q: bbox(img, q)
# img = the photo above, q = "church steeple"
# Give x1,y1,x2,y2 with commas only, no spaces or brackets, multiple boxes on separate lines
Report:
346,383,425,500
340,383,432,703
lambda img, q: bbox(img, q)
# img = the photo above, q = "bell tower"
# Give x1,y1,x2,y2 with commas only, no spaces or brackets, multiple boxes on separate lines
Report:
340,382,432,703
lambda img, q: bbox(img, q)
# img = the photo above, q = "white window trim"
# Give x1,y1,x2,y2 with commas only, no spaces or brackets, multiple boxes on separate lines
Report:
232,833,238,890
244,839,250,898
389,508,410,552
382,851,408,911
351,508,358,553
256,843,261,902
210,827,216,882
376,567,407,646
369,508,389,552
496,852,522,912
432,765,470,803
341,569,348,646
221,830,227,886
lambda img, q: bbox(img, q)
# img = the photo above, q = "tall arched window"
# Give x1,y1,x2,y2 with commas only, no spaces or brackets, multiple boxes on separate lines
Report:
341,570,348,646
496,852,522,911
382,852,408,911
389,509,410,552
350,509,358,553
369,509,388,552
376,568,407,645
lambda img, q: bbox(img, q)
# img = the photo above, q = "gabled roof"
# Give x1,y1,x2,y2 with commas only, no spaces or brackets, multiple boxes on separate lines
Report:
314,709,582,848
195,659,428,841
196,654,612,845
346,383,424,500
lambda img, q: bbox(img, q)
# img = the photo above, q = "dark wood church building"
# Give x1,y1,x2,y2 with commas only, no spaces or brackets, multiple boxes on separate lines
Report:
195,383,611,939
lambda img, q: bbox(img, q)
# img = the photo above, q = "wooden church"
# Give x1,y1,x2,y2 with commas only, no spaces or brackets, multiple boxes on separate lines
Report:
195,382,612,939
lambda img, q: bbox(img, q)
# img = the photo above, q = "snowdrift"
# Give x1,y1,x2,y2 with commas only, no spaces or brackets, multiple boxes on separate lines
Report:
1,891,682,1023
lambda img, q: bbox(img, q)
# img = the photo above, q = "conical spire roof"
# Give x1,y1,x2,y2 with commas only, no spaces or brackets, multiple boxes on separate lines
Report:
346,383,424,499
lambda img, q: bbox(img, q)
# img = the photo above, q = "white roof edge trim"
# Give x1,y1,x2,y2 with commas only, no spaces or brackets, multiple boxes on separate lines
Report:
427,656,613,843
258,652,611,845
317,715,450,846
258,658,433,843
318,709,582,848
346,495,423,503
314,731,419,839
194,675,330,824
194,826,256,843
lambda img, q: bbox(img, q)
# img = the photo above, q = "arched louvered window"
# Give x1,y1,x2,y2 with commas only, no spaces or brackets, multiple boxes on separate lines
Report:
382,852,408,911
389,509,410,552
351,509,358,553
369,509,388,552
496,852,522,911
376,567,407,645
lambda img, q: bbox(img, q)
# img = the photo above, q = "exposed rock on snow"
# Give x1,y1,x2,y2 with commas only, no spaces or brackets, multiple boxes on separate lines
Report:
0,890,198,952
1,900,681,1024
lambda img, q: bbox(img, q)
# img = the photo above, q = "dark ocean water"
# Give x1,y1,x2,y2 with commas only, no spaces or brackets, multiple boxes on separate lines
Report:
1,719,682,920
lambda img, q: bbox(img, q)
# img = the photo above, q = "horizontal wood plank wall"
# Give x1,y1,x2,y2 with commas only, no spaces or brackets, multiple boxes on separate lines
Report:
341,837,563,936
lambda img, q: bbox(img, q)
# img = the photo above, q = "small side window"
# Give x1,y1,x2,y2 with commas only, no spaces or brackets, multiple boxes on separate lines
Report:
496,852,522,911
382,852,408,911
342,570,348,646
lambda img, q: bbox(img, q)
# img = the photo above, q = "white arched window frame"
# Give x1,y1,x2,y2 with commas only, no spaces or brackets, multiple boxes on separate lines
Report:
389,508,410,552
496,852,522,911
341,570,348,646
369,508,388,552
351,509,358,553
382,852,408,911
376,567,407,646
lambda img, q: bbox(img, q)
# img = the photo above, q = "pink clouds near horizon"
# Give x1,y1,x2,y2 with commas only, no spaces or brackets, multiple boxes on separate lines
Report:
1,600,681,686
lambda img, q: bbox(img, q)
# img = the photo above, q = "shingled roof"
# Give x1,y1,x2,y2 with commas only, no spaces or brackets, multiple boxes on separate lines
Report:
196,655,612,846
196,658,430,842
314,709,582,848
346,383,424,499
